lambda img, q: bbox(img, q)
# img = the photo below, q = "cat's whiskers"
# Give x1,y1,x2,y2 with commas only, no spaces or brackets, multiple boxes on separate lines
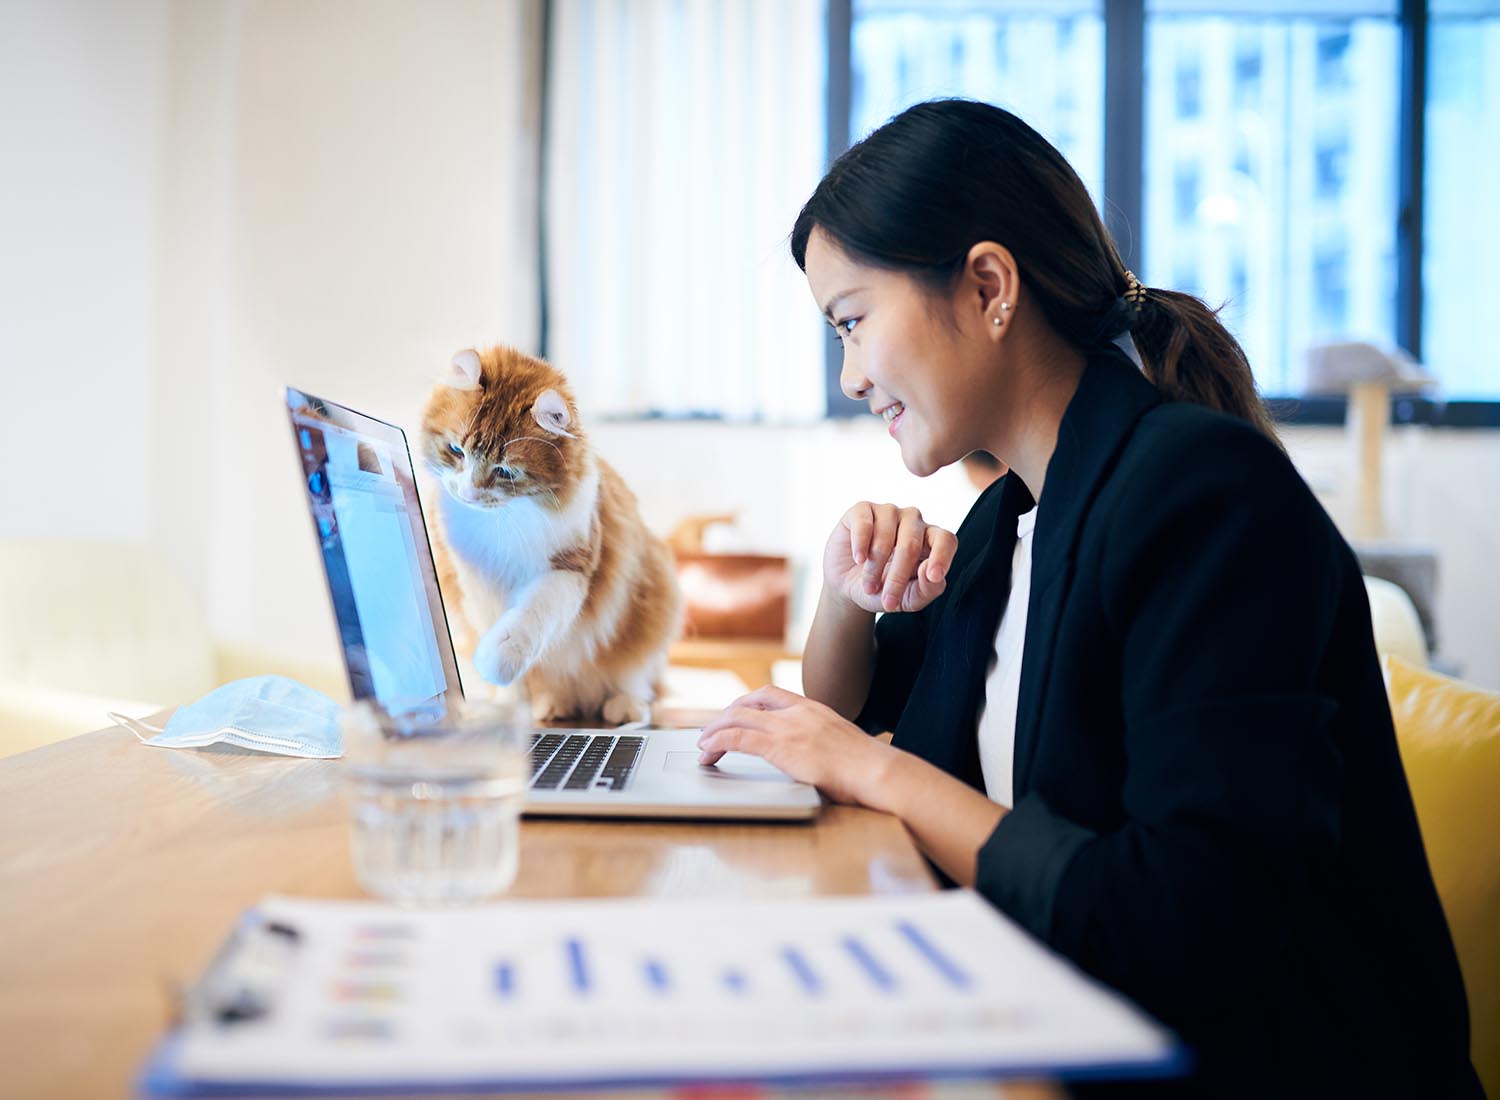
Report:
502,435,565,461
537,484,564,514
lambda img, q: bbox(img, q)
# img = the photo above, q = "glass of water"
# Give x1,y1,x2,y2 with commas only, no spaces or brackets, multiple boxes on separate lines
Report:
341,696,529,905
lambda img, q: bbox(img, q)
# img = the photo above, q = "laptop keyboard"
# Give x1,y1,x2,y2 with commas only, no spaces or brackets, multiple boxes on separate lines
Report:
528,732,645,792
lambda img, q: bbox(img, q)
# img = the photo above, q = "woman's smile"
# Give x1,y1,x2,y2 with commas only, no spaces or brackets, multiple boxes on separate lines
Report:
878,400,906,435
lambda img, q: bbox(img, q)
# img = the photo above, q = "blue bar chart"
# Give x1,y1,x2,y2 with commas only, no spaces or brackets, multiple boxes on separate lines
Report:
487,918,972,1006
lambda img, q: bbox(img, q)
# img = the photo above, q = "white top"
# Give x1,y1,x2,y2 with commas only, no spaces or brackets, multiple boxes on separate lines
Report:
976,505,1039,807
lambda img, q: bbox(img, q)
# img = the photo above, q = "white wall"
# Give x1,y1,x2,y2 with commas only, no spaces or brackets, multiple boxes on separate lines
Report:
2,1,1498,695
0,0,166,542
152,0,539,672
0,0,540,676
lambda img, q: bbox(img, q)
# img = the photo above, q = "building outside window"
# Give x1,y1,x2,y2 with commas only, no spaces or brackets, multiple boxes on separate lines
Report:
1143,3,1400,395
851,0,1106,202
1424,0,1500,398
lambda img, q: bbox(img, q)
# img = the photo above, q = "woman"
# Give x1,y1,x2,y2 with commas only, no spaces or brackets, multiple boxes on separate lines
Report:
696,100,1479,1097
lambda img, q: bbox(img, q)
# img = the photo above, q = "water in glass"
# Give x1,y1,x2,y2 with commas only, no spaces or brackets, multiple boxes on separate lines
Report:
342,697,528,904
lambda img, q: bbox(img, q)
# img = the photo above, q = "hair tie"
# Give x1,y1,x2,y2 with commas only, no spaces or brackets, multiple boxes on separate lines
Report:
1086,270,1149,346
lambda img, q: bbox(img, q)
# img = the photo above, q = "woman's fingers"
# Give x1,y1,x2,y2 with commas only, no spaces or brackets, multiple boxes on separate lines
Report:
922,526,958,585
696,724,773,765
844,502,875,567
732,685,799,710
904,525,958,610
699,697,788,738
862,506,901,595
880,508,928,610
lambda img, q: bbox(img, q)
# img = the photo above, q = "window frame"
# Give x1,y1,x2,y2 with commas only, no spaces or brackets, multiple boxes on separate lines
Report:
824,0,1499,426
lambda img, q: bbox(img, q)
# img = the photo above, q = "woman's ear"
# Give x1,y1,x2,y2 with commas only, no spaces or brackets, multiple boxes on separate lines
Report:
964,242,1020,334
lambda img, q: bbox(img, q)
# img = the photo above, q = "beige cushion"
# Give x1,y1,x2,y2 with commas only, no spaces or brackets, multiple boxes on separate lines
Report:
1363,575,1428,668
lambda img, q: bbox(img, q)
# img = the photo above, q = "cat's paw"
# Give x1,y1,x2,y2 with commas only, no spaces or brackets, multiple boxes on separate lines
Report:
531,692,574,722
473,621,536,686
602,693,650,727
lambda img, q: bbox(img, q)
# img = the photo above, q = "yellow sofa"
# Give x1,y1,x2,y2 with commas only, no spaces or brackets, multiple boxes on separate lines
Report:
1384,655,1500,1096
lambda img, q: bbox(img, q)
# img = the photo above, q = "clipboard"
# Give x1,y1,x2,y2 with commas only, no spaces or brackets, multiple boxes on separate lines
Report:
139,890,1189,1096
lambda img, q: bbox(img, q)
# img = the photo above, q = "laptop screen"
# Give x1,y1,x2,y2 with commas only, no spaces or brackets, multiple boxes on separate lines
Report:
286,387,465,708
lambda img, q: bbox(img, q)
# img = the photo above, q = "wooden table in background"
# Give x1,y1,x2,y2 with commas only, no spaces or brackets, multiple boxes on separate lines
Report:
0,710,1061,1100
668,639,800,691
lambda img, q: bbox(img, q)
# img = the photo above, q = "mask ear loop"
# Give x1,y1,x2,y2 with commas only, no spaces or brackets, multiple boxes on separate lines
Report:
108,711,166,742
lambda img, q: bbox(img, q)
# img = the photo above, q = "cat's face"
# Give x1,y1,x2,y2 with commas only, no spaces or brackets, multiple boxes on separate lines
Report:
420,347,584,510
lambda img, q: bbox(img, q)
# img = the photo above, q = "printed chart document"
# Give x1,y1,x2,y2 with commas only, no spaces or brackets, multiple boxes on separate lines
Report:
141,890,1186,1095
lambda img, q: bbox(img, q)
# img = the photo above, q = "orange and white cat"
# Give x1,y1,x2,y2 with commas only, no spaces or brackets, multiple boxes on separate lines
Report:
420,345,682,725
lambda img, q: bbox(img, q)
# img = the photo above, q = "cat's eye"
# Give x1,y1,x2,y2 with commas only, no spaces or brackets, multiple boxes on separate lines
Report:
446,442,464,458
494,466,519,482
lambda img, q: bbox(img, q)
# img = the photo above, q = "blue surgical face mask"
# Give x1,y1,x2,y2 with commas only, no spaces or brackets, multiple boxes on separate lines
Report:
110,675,343,759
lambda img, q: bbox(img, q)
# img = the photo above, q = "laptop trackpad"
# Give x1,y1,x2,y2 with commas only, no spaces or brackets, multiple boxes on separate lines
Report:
662,751,799,784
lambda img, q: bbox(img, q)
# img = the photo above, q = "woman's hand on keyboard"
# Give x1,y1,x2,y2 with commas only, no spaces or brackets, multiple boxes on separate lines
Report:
696,685,900,807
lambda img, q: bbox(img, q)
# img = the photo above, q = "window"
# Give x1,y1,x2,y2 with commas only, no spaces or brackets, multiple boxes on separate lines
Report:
1314,245,1350,332
1423,0,1500,398
1173,164,1200,222
543,0,827,421
1143,4,1400,394
1175,57,1203,118
1234,39,1263,104
850,1,1106,203
544,1,1500,420
1315,27,1353,87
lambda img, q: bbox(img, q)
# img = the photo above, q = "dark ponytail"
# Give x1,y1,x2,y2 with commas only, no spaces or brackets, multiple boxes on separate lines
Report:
791,99,1279,443
1131,289,1279,440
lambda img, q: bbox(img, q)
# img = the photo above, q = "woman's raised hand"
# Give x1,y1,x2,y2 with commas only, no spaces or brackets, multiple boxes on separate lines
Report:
823,502,958,614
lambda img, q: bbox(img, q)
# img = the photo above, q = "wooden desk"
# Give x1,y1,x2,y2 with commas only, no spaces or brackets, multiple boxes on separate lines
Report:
668,639,800,691
0,715,1060,1100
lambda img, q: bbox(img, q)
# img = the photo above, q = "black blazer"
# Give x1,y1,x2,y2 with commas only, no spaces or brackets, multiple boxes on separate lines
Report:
858,349,1481,1098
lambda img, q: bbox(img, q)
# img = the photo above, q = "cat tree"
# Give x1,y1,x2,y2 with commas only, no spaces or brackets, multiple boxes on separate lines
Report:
1305,341,1442,662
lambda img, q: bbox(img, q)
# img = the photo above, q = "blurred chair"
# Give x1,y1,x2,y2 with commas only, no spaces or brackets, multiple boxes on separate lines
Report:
1383,655,1500,1097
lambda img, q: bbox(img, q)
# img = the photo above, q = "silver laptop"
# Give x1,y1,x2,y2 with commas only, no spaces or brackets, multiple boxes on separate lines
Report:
285,387,821,821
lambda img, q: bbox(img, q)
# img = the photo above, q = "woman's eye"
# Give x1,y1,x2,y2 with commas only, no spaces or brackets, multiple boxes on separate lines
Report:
839,318,859,335
446,442,463,458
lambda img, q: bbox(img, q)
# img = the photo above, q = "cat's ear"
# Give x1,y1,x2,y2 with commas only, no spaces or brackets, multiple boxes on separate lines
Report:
444,349,483,391
531,389,576,437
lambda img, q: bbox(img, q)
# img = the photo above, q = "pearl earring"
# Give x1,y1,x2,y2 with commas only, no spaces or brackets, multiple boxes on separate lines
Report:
993,316,1002,326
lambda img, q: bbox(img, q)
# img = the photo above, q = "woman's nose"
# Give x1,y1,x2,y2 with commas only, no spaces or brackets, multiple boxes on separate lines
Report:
840,360,871,401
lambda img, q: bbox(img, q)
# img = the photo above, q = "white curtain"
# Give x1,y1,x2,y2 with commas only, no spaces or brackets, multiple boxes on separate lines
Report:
545,0,828,422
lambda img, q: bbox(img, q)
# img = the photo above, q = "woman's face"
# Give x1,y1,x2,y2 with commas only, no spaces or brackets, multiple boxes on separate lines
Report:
804,228,995,477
